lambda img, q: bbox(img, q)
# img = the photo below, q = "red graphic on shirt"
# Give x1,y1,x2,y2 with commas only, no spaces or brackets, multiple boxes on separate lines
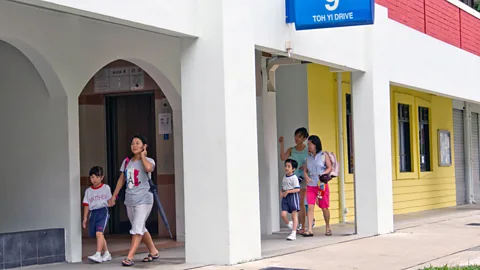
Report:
126,168,141,188
133,169,140,186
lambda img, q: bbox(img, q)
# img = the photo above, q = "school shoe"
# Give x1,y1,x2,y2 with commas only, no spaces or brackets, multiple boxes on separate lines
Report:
102,251,112,262
287,231,296,241
88,252,103,263
287,221,293,230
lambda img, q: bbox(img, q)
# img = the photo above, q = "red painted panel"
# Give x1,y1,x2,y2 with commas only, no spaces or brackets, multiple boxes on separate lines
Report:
377,0,480,57
461,10,480,55
425,0,461,47
378,0,426,32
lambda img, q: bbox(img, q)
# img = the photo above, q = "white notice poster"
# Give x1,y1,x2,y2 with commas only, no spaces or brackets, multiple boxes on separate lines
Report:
130,74,145,90
109,76,130,91
94,68,110,93
158,113,172,135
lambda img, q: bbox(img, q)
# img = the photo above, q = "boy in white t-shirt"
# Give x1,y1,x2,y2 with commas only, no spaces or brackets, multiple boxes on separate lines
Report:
281,159,301,241
82,166,112,263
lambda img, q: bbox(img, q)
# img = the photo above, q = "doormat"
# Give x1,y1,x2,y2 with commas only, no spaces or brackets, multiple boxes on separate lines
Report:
466,223,480,226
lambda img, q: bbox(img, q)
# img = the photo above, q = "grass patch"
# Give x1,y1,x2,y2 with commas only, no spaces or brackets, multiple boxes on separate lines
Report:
421,266,480,270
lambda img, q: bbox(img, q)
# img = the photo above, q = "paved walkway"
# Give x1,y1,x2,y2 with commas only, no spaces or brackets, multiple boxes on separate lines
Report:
24,205,480,270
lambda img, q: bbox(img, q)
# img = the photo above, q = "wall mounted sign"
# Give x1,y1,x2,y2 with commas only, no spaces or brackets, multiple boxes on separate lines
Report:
158,113,172,135
286,0,375,30
438,129,452,167
94,66,145,93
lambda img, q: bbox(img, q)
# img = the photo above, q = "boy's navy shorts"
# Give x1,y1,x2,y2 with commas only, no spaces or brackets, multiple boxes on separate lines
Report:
281,193,300,213
89,207,109,238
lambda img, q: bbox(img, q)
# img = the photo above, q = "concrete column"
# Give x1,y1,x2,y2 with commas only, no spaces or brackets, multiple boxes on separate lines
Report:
464,103,473,204
260,58,280,234
173,109,185,242
66,95,82,262
351,24,394,235
180,0,261,265
256,56,281,235
257,94,268,235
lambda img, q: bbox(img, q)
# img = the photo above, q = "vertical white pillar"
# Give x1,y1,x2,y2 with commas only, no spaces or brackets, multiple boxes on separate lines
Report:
256,51,269,235
180,0,261,264
173,109,185,242
464,104,473,204
336,72,347,223
351,23,394,235
66,95,82,262
261,58,280,234
257,87,268,235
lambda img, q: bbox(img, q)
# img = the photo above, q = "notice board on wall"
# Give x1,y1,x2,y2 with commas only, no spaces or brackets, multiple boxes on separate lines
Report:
94,66,145,93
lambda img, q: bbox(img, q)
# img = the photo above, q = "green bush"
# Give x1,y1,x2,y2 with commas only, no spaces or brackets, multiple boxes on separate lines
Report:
422,266,480,270
475,0,480,12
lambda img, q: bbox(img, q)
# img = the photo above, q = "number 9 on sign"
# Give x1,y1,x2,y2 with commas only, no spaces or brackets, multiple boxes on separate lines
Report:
325,0,339,11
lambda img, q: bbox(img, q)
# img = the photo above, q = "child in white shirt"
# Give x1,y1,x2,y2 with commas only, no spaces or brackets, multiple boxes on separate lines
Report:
82,166,112,263
280,159,301,241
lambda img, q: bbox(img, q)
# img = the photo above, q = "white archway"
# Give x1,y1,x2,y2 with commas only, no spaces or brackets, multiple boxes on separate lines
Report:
77,58,185,244
0,39,81,264
0,36,66,98
76,57,181,110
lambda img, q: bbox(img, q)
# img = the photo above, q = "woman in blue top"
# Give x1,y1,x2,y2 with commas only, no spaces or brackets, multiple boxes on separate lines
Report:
279,127,309,234
304,135,332,237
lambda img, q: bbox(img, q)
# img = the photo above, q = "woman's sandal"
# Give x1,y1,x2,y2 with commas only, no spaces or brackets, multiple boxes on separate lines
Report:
297,229,306,235
142,253,160,262
302,232,314,237
325,230,332,236
122,258,134,267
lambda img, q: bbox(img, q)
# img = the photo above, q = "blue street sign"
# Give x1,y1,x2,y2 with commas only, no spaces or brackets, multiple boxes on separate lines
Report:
286,0,375,30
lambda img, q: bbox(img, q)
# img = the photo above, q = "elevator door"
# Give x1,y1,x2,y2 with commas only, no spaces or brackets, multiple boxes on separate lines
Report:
105,93,158,235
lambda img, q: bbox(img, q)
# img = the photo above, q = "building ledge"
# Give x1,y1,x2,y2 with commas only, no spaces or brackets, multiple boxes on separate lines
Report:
446,0,480,20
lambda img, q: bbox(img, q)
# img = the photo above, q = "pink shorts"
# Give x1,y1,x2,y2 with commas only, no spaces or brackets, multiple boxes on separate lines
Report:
306,184,330,209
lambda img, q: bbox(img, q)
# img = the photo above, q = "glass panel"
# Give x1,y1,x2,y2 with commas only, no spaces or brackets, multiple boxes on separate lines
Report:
346,94,354,174
398,104,412,172
419,107,431,172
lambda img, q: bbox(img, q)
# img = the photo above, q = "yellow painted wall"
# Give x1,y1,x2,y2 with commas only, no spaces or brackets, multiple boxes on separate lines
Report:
307,64,456,225
307,64,355,225
390,86,456,214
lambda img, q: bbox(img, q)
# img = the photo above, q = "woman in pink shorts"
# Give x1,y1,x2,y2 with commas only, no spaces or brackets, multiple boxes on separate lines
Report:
303,135,332,237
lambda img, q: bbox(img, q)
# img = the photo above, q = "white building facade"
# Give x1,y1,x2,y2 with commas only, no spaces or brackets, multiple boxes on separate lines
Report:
0,0,479,267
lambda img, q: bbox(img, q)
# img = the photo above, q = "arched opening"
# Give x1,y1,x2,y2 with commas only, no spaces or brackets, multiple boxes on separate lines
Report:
0,40,70,266
78,60,179,258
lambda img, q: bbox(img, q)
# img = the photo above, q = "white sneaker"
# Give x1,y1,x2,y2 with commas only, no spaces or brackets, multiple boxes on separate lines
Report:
102,251,112,262
287,232,296,241
287,221,293,230
88,252,103,263
297,224,302,231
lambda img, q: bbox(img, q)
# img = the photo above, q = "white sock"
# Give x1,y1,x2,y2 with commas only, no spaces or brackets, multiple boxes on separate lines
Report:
95,252,101,256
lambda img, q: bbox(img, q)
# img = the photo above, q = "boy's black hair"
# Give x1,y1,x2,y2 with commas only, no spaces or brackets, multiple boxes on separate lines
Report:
308,135,323,154
285,158,298,170
89,166,104,177
295,127,309,139
132,134,148,145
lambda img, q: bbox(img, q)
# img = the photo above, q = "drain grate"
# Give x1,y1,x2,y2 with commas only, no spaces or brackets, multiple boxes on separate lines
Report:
466,223,480,226
260,268,309,270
